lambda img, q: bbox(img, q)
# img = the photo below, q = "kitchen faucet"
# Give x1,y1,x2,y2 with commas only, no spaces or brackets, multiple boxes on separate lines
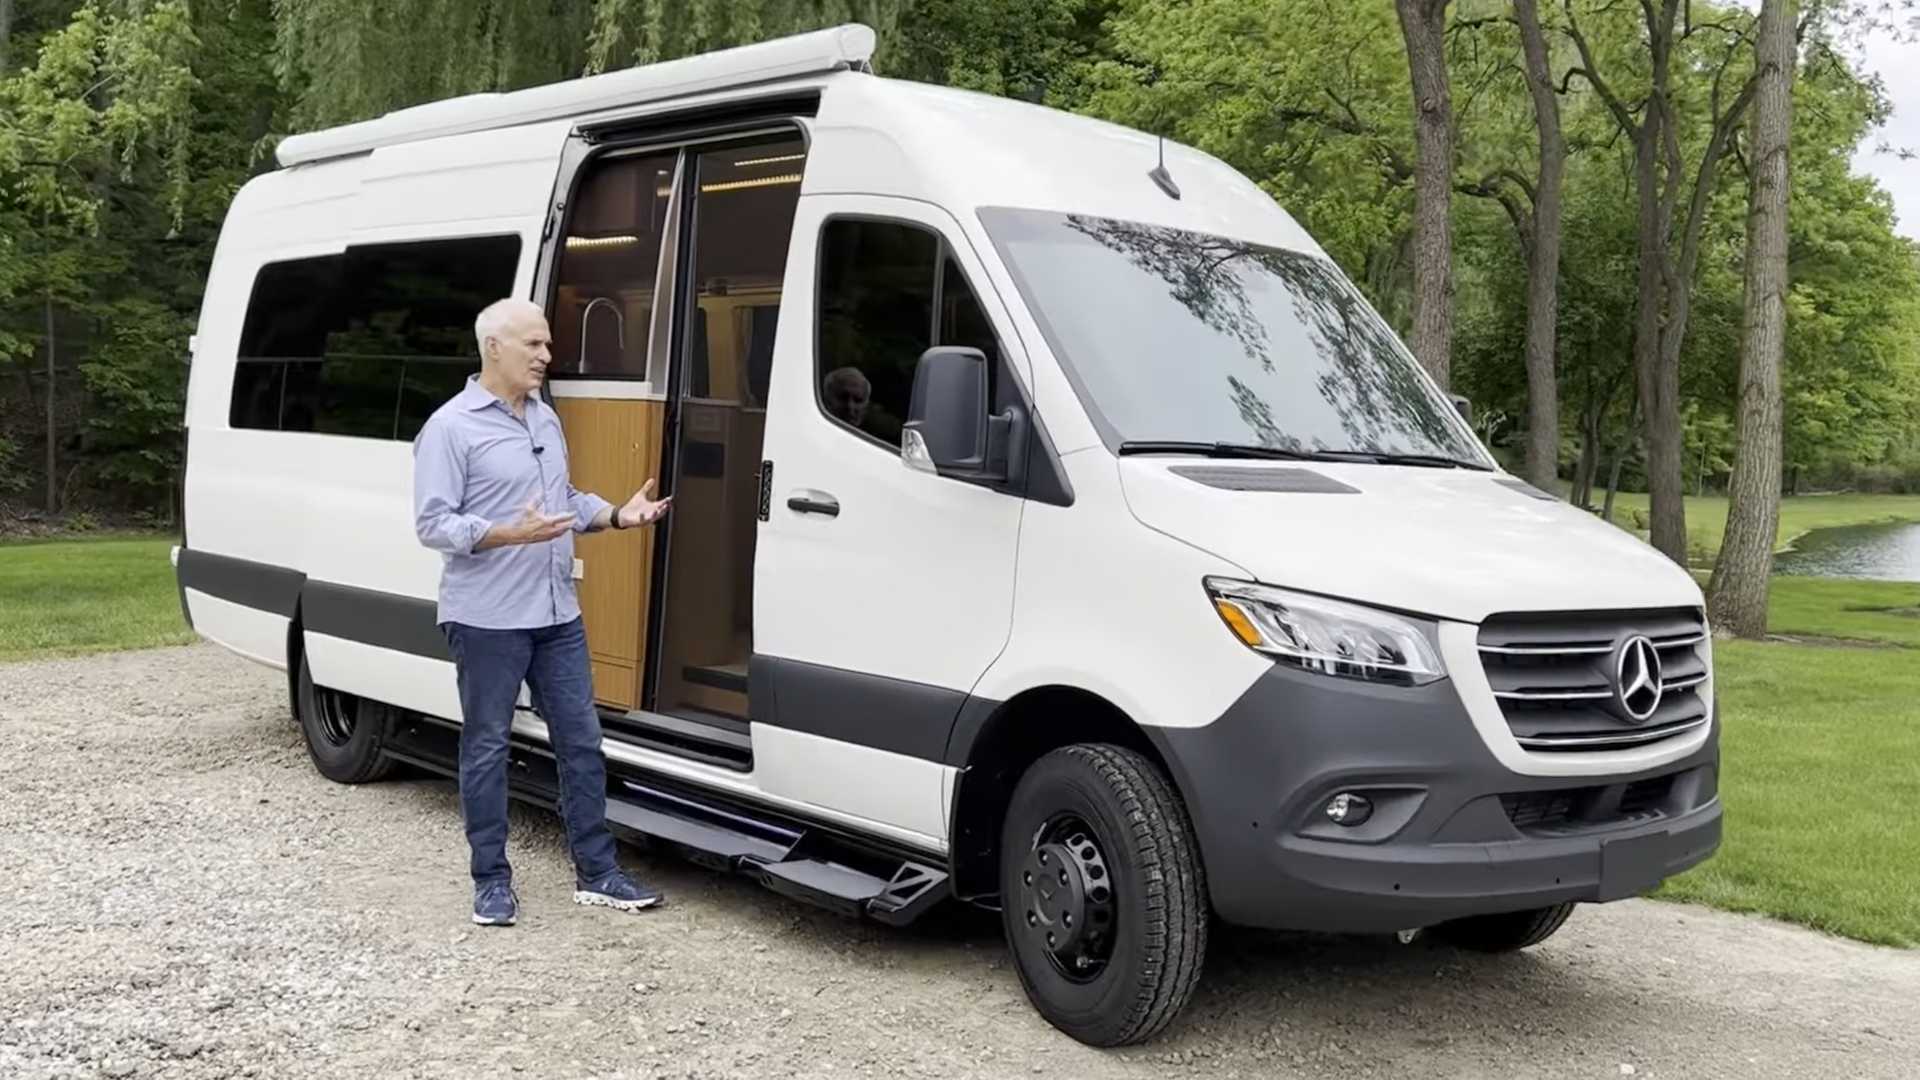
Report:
580,296,624,374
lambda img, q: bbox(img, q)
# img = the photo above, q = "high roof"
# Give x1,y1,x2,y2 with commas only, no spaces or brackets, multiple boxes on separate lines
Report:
273,23,876,167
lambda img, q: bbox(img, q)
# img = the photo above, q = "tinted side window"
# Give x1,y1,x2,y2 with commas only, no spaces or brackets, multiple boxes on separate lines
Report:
229,235,521,439
815,220,1007,449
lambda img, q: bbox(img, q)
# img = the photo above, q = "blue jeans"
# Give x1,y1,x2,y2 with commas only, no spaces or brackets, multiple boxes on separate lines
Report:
441,617,619,885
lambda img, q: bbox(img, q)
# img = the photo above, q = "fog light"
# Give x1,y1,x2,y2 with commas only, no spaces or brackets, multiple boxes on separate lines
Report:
1325,792,1373,827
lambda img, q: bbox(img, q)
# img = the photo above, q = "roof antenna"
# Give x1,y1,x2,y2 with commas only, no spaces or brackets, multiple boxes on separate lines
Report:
1148,135,1181,200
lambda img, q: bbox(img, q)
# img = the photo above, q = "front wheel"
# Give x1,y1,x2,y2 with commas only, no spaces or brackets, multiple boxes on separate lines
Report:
296,650,396,784
998,744,1208,1047
1429,903,1575,952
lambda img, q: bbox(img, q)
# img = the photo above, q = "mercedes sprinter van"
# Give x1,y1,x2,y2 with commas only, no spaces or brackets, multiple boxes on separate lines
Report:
173,24,1721,1046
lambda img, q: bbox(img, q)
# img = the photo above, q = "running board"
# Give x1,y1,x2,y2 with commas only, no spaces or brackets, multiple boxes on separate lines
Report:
381,714,947,926
608,779,949,926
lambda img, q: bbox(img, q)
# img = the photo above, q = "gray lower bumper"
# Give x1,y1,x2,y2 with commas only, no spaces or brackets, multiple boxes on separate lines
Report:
1145,664,1722,933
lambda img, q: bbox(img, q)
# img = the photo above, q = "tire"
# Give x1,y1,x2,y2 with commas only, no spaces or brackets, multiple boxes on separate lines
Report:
998,744,1208,1047
1430,903,1575,952
295,650,396,784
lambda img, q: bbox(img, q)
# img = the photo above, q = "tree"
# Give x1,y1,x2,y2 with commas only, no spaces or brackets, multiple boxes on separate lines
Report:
1394,0,1455,387
1566,0,1758,565
1510,0,1564,490
1706,0,1789,634
0,1,200,510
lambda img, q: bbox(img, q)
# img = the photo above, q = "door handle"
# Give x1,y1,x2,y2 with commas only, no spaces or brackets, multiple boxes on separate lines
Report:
787,489,840,517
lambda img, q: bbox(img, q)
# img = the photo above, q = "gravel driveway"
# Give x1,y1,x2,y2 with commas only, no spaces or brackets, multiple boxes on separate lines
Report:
3,643,1916,1079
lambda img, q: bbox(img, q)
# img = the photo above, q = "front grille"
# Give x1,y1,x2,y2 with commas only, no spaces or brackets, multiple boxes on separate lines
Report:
1478,608,1710,753
1499,773,1679,834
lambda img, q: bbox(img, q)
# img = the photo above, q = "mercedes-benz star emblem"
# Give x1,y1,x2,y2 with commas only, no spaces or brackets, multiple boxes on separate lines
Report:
1613,635,1664,722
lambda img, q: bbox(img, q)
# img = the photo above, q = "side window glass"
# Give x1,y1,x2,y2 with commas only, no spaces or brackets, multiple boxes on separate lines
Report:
815,218,1008,449
815,219,937,446
229,235,520,439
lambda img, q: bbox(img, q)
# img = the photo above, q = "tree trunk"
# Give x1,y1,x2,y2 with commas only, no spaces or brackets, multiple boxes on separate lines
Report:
1604,395,1640,524
44,290,57,513
1513,0,1563,491
1629,116,1689,561
1,0,15,73
1395,0,1454,388
1709,0,1794,638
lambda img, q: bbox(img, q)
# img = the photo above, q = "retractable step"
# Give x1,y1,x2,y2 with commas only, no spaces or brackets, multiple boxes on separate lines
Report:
378,716,949,926
606,779,949,925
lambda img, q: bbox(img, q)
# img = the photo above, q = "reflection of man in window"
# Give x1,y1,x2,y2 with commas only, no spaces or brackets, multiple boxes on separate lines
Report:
823,365,903,446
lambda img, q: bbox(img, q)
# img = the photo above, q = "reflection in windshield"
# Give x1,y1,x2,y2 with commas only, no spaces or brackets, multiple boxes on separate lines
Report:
982,209,1486,463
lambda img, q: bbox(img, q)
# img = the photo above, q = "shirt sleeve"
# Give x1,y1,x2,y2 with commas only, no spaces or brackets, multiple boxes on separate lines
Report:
568,483,613,533
412,416,493,555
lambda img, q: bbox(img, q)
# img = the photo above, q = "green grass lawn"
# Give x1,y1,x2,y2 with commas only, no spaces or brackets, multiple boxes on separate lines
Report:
2,535,1916,946
0,534,195,661
1597,489,1920,564
1652,575,1920,947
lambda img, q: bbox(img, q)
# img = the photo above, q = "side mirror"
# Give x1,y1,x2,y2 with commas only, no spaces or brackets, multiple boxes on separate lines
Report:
1450,393,1473,425
903,346,1019,482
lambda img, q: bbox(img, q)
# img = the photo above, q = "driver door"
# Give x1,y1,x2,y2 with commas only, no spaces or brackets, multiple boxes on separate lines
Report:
751,195,1029,844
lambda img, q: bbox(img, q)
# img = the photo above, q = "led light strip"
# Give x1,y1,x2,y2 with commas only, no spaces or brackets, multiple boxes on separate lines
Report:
565,234,639,251
733,153,807,167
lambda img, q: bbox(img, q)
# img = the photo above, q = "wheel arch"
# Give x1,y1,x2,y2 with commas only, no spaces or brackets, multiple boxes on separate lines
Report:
944,684,1199,903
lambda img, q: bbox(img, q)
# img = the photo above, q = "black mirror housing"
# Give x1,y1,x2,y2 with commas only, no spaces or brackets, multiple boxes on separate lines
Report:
1450,393,1473,425
904,346,1022,483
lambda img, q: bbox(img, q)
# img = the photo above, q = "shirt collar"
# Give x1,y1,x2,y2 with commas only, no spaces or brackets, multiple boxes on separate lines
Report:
458,374,542,416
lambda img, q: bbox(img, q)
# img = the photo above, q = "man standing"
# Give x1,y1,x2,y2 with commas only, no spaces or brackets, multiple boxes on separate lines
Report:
412,297,670,927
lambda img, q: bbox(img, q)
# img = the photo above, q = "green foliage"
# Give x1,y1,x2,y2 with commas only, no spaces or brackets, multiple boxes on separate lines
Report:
78,298,188,497
1,0,1917,519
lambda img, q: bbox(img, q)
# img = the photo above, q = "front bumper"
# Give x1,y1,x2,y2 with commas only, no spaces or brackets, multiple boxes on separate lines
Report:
1145,663,1722,933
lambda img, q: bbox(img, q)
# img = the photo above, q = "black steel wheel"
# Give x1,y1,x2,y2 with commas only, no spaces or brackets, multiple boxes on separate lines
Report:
999,744,1208,1047
296,648,395,784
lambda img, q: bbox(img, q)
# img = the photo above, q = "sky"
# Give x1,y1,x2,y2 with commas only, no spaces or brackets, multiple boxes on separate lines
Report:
1851,29,1920,240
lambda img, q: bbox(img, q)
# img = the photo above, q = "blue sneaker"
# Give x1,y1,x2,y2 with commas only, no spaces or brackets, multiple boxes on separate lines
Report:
574,867,663,913
472,880,517,926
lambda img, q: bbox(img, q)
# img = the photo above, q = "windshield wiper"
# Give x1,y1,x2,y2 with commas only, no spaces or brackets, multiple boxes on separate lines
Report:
1115,441,1490,470
1303,449,1493,471
1116,441,1320,461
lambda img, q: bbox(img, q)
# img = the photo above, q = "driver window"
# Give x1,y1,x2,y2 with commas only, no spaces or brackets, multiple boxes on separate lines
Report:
815,218,1001,448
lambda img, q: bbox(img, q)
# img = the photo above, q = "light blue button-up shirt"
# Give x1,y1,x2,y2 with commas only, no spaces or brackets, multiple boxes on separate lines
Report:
411,375,612,630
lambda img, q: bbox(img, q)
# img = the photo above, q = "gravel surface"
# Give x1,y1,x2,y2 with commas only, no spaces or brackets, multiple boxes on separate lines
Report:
3,643,1917,1079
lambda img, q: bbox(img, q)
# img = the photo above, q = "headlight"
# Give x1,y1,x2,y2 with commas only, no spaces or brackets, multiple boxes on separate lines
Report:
1204,578,1444,685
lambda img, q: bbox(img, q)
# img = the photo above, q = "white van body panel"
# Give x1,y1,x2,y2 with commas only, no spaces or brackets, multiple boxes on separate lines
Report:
1115,457,1706,625
969,448,1274,730
749,726,952,843
182,588,289,670
755,193,1026,691
183,124,563,670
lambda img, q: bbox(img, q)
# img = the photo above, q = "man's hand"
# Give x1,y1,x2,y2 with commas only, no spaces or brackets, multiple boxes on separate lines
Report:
477,498,574,551
615,479,673,528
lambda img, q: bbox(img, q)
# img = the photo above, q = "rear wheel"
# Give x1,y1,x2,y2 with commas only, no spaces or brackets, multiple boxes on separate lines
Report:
998,744,1208,1047
296,650,396,784
1430,903,1574,952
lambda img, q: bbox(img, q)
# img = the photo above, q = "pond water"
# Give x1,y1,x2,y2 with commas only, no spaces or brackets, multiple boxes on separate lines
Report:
1772,521,1920,581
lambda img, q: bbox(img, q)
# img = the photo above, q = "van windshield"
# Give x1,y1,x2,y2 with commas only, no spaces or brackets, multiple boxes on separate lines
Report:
979,208,1489,467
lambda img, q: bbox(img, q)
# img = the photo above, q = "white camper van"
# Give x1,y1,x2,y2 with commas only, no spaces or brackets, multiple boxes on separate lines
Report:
173,24,1721,1046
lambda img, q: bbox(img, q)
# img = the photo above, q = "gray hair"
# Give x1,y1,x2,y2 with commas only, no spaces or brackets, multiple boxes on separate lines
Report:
473,297,544,362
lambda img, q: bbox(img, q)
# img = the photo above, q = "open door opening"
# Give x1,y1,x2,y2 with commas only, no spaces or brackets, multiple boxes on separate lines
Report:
648,135,807,734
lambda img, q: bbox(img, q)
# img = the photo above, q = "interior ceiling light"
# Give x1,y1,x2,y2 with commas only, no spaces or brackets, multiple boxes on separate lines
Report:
565,234,639,250
732,153,807,167
699,173,803,194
